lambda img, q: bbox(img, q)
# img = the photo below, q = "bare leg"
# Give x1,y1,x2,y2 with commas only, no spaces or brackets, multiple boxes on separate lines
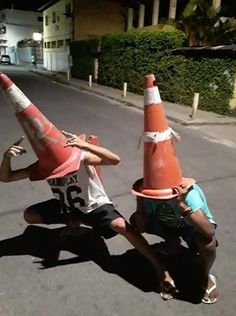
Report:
109,217,175,300
130,211,182,255
195,234,218,303
154,236,182,256
24,208,45,224
24,208,81,227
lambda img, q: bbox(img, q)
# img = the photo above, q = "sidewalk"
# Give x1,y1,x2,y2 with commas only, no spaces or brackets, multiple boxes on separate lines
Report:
33,69,236,126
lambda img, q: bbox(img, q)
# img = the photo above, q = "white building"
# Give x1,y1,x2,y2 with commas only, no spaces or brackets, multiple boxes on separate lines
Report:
0,9,43,64
41,0,73,73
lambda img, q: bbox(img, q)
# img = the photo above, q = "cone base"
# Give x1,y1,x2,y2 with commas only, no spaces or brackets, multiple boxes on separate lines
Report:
132,177,195,200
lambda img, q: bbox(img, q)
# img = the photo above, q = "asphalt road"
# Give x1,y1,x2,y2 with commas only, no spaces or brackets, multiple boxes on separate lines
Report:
0,66,235,316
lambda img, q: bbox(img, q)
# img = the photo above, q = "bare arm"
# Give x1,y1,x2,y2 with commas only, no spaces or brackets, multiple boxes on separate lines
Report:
174,185,214,240
0,137,33,182
186,209,214,240
62,131,120,166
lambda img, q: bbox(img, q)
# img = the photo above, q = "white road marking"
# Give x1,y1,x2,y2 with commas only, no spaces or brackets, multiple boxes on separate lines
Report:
202,136,236,148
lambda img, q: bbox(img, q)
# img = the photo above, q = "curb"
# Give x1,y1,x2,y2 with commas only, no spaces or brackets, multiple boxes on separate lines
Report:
69,83,236,126
31,70,236,127
166,116,236,126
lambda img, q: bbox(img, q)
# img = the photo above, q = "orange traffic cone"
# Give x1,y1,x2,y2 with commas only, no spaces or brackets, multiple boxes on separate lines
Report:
132,74,195,199
0,72,84,181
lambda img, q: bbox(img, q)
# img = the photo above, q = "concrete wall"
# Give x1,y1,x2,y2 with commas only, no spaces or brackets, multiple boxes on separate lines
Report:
44,50,69,72
1,9,42,27
17,47,32,64
43,0,72,42
0,9,43,63
73,0,125,40
230,78,236,110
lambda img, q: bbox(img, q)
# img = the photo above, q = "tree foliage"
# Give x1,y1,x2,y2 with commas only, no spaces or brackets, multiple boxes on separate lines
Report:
177,0,236,46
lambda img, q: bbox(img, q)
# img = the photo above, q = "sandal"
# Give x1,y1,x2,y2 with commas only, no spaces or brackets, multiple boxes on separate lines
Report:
202,274,218,304
160,279,176,301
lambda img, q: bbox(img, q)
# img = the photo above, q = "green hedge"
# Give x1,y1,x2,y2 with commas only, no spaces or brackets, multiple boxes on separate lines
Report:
183,57,233,114
98,29,236,115
154,55,236,114
70,39,99,80
70,29,236,115
98,29,185,94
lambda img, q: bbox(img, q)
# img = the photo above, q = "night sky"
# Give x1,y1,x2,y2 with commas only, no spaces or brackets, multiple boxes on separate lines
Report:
0,0,234,15
0,0,49,11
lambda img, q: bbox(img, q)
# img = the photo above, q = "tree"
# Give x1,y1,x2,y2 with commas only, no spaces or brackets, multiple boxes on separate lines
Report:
177,0,236,46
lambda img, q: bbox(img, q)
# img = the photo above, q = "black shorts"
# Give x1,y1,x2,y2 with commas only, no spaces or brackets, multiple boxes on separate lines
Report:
28,199,123,239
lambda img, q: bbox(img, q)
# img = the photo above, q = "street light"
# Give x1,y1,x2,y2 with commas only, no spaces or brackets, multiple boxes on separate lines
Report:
32,32,43,71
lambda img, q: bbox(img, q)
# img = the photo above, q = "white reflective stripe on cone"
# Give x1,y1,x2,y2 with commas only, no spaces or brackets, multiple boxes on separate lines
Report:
144,87,161,105
142,127,181,143
143,127,172,143
5,84,31,113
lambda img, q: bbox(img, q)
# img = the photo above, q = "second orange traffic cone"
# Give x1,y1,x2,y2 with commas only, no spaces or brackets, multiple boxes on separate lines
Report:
132,74,195,199
0,72,84,181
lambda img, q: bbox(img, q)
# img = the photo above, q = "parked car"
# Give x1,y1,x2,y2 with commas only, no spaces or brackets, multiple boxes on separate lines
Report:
0,55,11,64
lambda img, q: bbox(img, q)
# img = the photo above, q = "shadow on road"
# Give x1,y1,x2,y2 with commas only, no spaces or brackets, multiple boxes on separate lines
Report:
0,225,204,304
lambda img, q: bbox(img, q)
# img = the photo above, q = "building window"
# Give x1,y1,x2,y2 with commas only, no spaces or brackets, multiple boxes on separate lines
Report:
65,39,70,46
57,40,64,48
65,4,71,18
0,26,6,34
38,16,43,22
52,12,56,23
52,41,56,48
47,42,51,48
44,42,47,48
0,13,6,22
45,15,49,26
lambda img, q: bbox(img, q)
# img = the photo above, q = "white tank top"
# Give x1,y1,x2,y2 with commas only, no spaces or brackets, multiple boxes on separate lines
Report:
47,154,112,214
